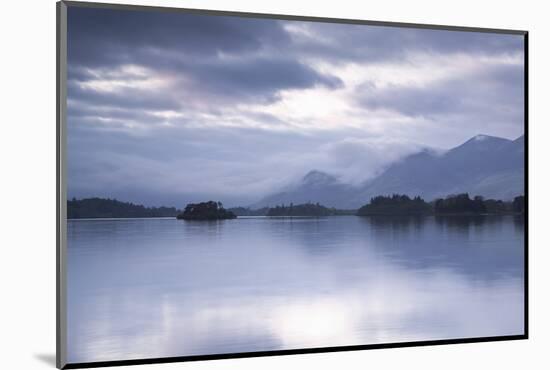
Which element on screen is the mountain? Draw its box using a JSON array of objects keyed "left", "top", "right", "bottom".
[
  {"left": 254, "top": 135, "right": 525, "bottom": 209},
  {"left": 352, "top": 134, "right": 524, "bottom": 205},
  {"left": 253, "top": 170, "right": 355, "bottom": 208}
]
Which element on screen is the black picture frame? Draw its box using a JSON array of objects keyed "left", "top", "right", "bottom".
[{"left": 56, "top": 1, "right": 528, "bottom": 368}]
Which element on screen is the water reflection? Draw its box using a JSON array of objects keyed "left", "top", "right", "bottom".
[
  {"left": 67, "top": 215, "right": 524, "bottom": 363},
  {"left": 360, "top": 215, "right": 524, "bottom": 280}
]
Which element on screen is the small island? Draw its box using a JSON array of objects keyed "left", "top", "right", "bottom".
[{"left": 176, "top": 201, "right": 237, "bottom": 220}]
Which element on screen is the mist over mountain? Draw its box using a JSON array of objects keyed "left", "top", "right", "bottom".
[
  {"left": 252, "top": 170, "right": 356, "bottom": 209},
  {"left": 254, "top": 134, "right": 524, "bottom": 209}
]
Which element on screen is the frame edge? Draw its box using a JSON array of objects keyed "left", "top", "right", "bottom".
[
  {"left": 57, "top": 1, "right": 68, "bottom": 369},
  {"left": 523, "top": 32, "right": 529, "bottom": 339},
  {"left": 62, "top": 0, "right": 527, "bottom": 35}
]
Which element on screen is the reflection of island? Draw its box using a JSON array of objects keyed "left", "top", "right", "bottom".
[
  {"left": 176, "top": 201, "right": 237, "bottom": 220},
  {"left": 360, "top": 214, "right": 525, "bottom": 280}
]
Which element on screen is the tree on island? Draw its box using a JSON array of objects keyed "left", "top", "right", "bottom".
[
  {"left": 357, "top": 194, "right": 432, "bottom": 216},
  {"left": 434, "top": 193, "right": 487, "bottom": 214},
  {"left": 176, "top": 201, "right": 237, "bottom": 220},
  {"left": 228, "top": 206, "right": 269, "bottom": 216},
  {"left": 357, "top": 193, "right": 525, "bottom": 216},
  {"left": 513, "top": 195, "right": 525, "bottom": 213},
  {"left": 483, "top": 199, "right": 511, "bottom": 214},
  {"left": 67, "top": 197, "right": 180, "bottom": 219},
  {"left": 266, "top": 202, "right": 332, "bottom": 216}
]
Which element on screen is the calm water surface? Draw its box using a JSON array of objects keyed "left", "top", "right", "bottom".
[{"left": 67, "top": 215, "right": 524, "bottom": 363}]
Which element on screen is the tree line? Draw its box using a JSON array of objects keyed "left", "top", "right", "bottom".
[
  {"left": 67, "top": 197, "right": 180, "bottom": 219},
  {"left": 357, "top": 193, "right": 524, "bottom": 216},
  {"left": 266, "top": 202, "right": 333, "bottom": 217},
  {"left": 176, "top": 201, "right": 236, "bottom": 220},
  {"left": 228, "top": 206, "right": 270, "bottom": 216},
  {"left": 68, "top": 194, "right": 525, "bottom": 220}
]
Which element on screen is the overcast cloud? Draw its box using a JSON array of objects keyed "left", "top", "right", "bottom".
[{"left": 67, "top": 6, "right": 524, "bottom": 207}]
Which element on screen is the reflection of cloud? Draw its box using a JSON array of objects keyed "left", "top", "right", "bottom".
[
  {"left": 270, "top": 297, "right": 363, "bottom": 348},
  {"left": 67, "top": 218, "right": 524, "bottom": 363},
  {"left": 70, "top": 269, "right": 523, "bottom": 363}
]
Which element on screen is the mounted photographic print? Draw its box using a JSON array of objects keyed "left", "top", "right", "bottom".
[{"left": 56, "top": 1, "right": 528, "bottom": 368}]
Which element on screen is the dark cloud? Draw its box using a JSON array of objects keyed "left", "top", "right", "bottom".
[
  {"left": 68, "top": 6, "right": 523, "bottom": 70},
  {"left": 67, "top": 5, "right": 522, "bottom": 110},
  {"left": 67, "top": 7, "right": 290, "bottom": 67},
  {"left": 67, "top": 7, "right": 342, "bottom": 106},
  {"left": 288, "top": 22, "right": 523, "bottom": 63},
  {"left": 179, "top": 57, "right": 343, "bottom": 101}
]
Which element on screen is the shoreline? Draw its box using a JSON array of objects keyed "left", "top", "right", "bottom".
[{"left": 67, "top": 213, "right": 525, "bottom": 221}]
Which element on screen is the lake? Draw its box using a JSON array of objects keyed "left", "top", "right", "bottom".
[{"left": 67, "top": 215, "right": 525, "bottom": 363}]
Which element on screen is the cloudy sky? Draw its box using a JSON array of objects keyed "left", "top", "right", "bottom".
[{"left": 67, "top": 6, "right": 524, "bottom": 207}]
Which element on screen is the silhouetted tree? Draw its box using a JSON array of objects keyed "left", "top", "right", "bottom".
[
  {"left": 434, "top": 193, "right": 487, "bottom": 214},
  {"left": 357, "top": 194, "right": 432, "bottom": 216},
  {"left": 177, "top": 201, "right": 236, "bottom": 220},
  {"left": 67, "top": 198, "right": 180, "bottom": 219},
  {"left": 513, "top": 196, "right": 525, "bottom": 213},
  {"left": 227, "top": 207, "right": 269, "bottom": 216},
  {"left": 266, "top": 202, "right": 332, "bottom": 216}
]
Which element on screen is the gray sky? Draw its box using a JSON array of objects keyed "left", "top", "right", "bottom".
[{"left": 67, "top": 6, "right": 524, "bottom": 207}]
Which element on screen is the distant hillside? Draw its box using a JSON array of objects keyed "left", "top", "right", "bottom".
[
  {"left": 253, "top": 170, "right": 355, "bottom": 208},
  {"left": 68, "top": 198, "right": 180, "bottom": 219},
  {"left": 353, "top": 134, "right": 524, "bottom": 204},
  {"left": 255, "top": 134, "right": 524, "bottom": 209}
]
